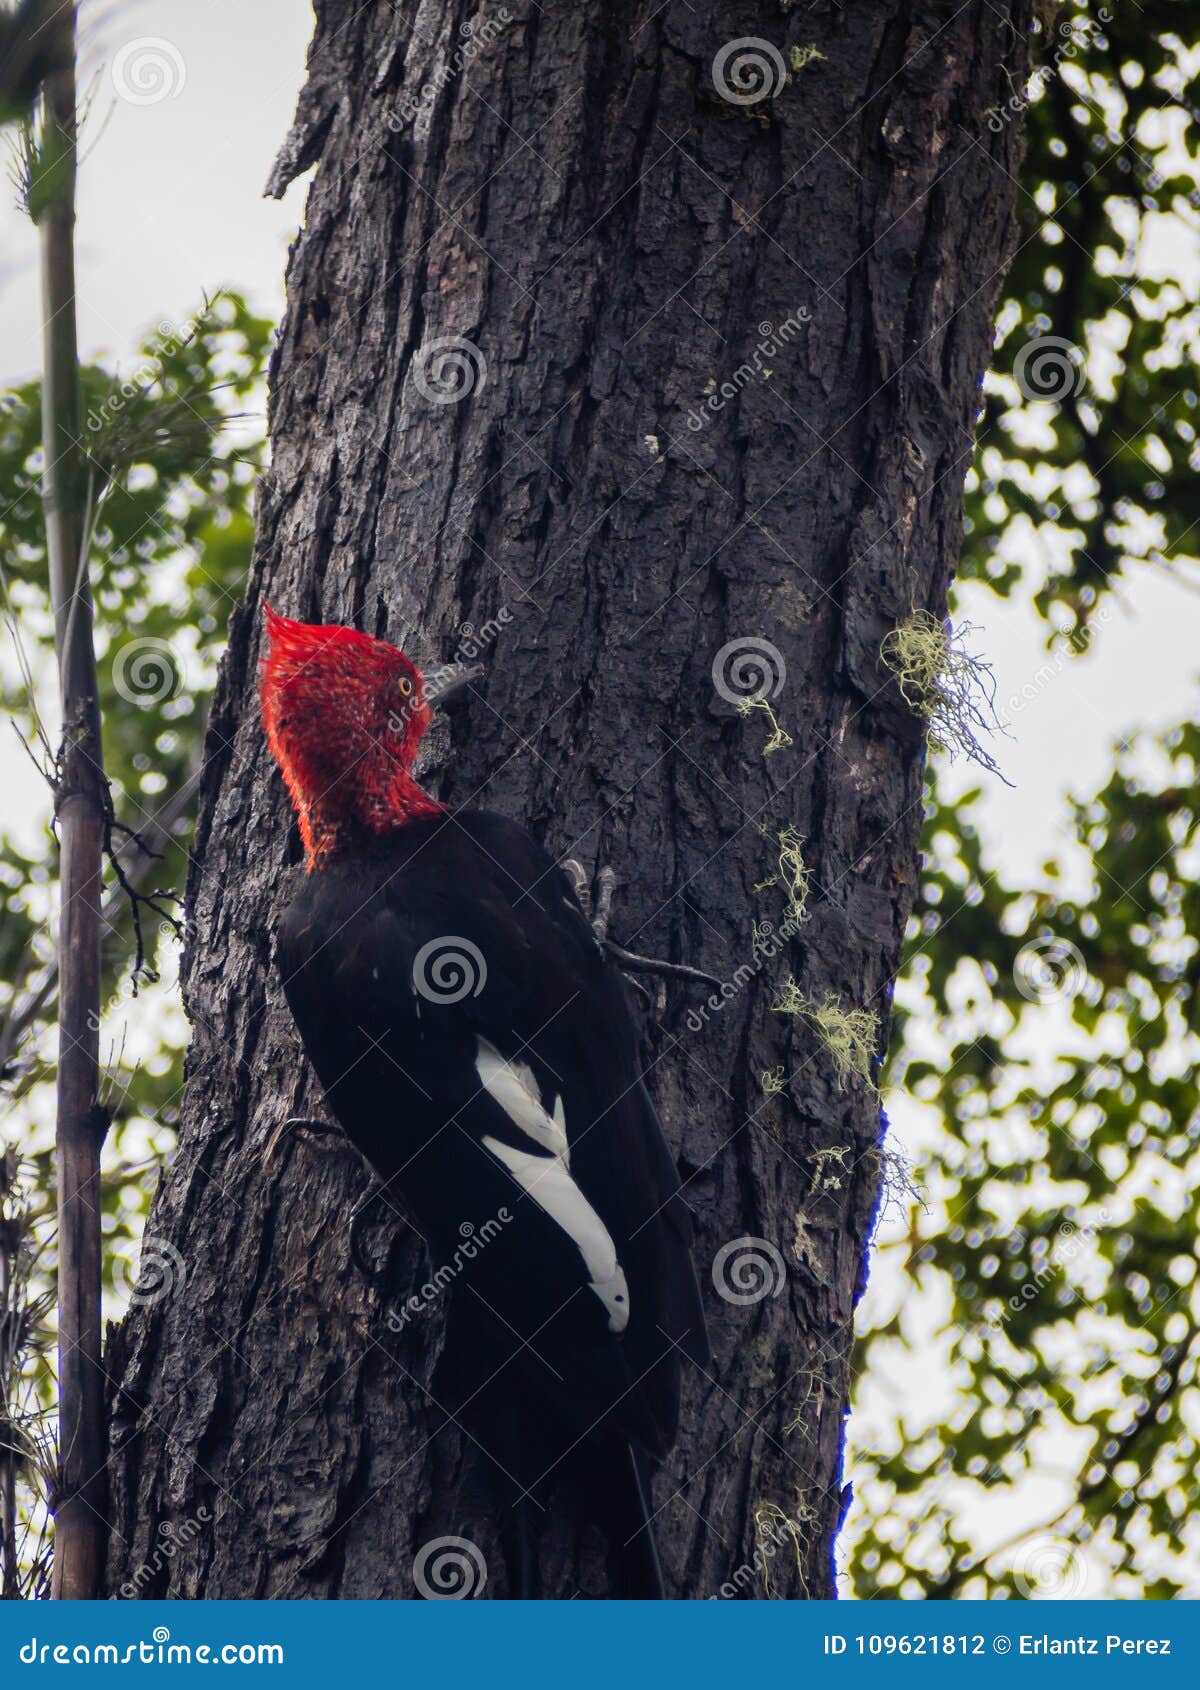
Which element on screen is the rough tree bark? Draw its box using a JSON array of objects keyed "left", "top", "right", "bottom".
[{"left": 105, "top": 1, "right": 1033, "bottom": 1599}]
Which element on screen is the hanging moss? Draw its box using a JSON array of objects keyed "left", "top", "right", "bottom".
[
  {"left": 879, "top": 608, "right": 1007, "bottom": 775},
  {"left": 754, "top": 1497, "right": 818, "bottom": 1599},
  {"left": 736, "top": 694, "right": 793, "bottom": 755},
  {"left": 772, "top": 982, "right": 879, "bottom": 1090},
  {"left": 754, "top": 826, "right": 811, "bottom": 928},
  {"left": 775, "top": 825, "right": 811, "bottom": 922}
]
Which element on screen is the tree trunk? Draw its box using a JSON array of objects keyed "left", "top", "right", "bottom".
[{"left": 105, "top": 0, "right": 1033, "bottom": 1600}]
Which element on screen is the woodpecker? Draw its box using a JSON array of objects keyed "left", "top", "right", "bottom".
[{"left": 260, "top": 605, "right": 708, "bottom": 1598}]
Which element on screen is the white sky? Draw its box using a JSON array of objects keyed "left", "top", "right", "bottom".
[{"left": 3, "top": 0, "right": 1197, "bottom": 1599}]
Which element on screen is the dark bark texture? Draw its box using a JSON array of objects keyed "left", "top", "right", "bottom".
[{"left": 105, "top": 0, "right": 1033, "bottom": 1599}]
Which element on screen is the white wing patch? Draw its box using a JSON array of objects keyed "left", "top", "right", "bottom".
[
  {"left": 474, "top": 1036, "right": 628, "bottom": 1333},
  {"left": 481, "top": 1137, "right": 630, "bottom": 1333},
  {"left": 474, "top": 1038, "right": 569, "bottom": 1163}
]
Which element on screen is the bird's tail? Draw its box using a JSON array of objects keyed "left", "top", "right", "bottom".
[{"left": 612, "top": 1442, "right": 666, "bottom": 1599}]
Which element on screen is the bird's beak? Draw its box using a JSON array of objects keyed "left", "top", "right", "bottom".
[{"left": 426, "top": 662, "right": 486, "bottom": 709}]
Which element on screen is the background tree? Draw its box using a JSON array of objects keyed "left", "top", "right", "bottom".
[
  {"left": 98, "top": 0, "right": 1036, "bottom": 1599},
  {"left": 0, "top": 293, "right": 268, "bottom": 1595},
  {"left": 847, "top": 0, "right": 1200, "bottom": 1597}
]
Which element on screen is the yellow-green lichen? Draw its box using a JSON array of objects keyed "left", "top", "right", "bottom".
[
  {"left": 754, "top": 826, "right": 810, "bottom": 924},
  {"left": 879, "top": 608, "right": 1006, "bottom": 774},
  {"left": 772, "top": 983, "right": 879, "bottom": 1090},
  {"left": 736, "top": 694, "right": 793, "bottom": 756},
  {"left": 753, "top": 1497, "right": 818, "bottom": 1599}
]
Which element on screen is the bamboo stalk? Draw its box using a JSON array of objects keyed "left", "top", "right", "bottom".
[{"left": 34, "top": 0, "right": 108, "bottom": 1600}]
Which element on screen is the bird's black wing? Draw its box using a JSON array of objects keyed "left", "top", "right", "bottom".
[{"left": 281, "top": 806, "right": 707, "bottom": 1460}]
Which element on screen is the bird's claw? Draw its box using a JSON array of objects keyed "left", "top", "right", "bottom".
[
  {"left": 562, "top": 859, "right": 618, "bottom": 940},
  {"left": 560, "top": 859, "right": 721, "bottom": 997}
]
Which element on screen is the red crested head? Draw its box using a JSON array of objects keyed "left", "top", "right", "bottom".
[{"left": 260, "top": 605, "right": 442, "bottom": 865}]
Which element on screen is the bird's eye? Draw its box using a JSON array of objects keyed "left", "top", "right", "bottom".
[{"left": 398, "top": 676, "right": 413, "bottom": 697}]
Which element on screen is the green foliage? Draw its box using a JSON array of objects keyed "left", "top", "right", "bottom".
[
  {"left": 849, "top": 0, "right": 1200, "bottom": 1600},
  {"left": 963, "top": 2, "right": 1200, "bottom": 633},
  {"left": 0, "top": 290, "right": 270, "bottom": 1235},
  {"left": 852, "top": 733, "right": 1200, "bottom": 1596}
]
